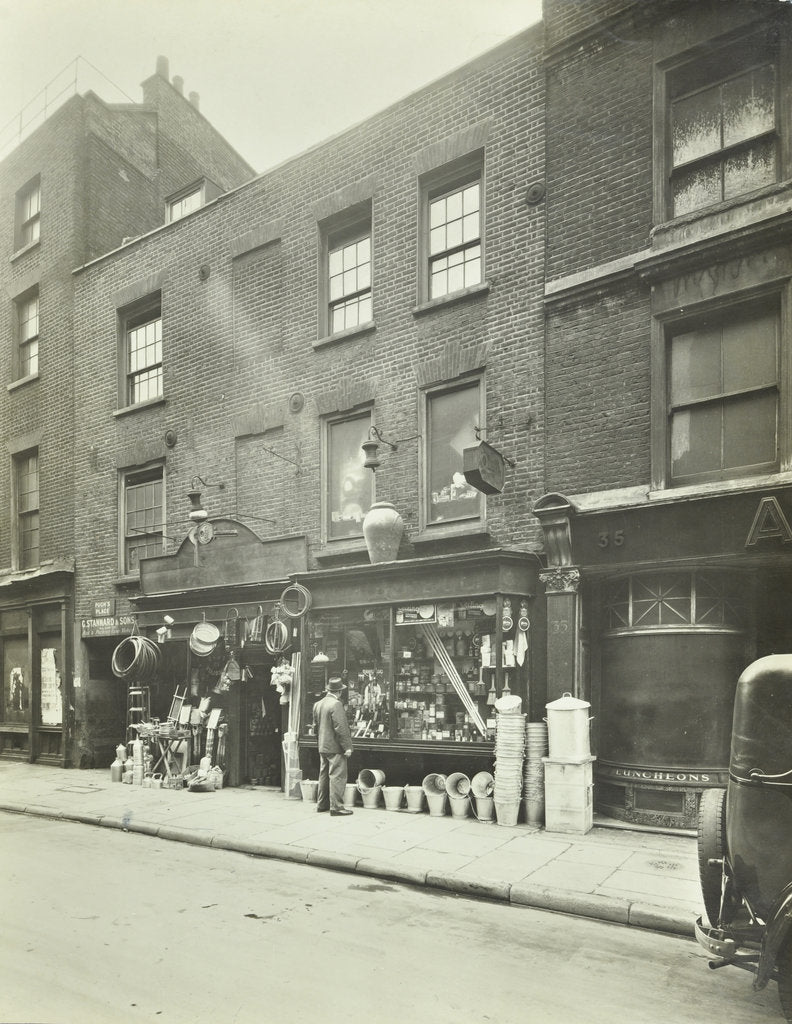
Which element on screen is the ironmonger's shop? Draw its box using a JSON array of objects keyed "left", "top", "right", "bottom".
[{"left": 292, "top": 550, "right": 543, "bottom": 784}]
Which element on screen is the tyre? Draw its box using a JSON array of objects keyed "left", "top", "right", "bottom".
[
  {"left": 777, "top": 938, "right": 792, "bottom": 1022},
  {"left": 697, "top": 787, "right": 727, "bottom": 927}
]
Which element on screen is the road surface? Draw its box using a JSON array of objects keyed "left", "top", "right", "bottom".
[{"left": 0, "top": 812, "right": 782, "bottom": 1024}]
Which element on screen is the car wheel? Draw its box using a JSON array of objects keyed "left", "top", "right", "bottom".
[
  {"left": 777, "top": 938, "right": 792, "bottom": 1022},
  {"left": 697, "top": 787, "right": 726, "bottom": 927}
]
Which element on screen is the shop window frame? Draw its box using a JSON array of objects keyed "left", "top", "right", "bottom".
[
  {"left": 418, "top": 151, "right": 484, "bottom": 305},
  {"left": 15, "top": 175, "right": 41, "bottom": 252},
  {"left": 321, "top": 407, "right": 374, "bottom": 546},
  {"left": 651, "top": 288, "right": 790, "bottom": 490},
  {"left": 119, "top": 463, "right": 165, "bottom": 578},
  {"left": 420, "top": 374, "right": 485, "bottom": 534},
  {"left": 118, "top": 294, "right": 163, "bottom": 410},
  {"left": 318, "top": 201, "right": 373, "bottom": 342},
  {"left": 654, "top": 22, "right": 789, "bottom": 224},
  {"left": 301, "top": 593, "right": 526, "bottom": 750}
]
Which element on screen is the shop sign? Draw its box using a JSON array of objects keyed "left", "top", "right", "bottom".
[
  {"left": 598, "top": 763, "right": 728, "bottom": 785},
  {"left": 81, "top": 614, "right": 136, "bottom": 638},
  {"left": 463, "top": 441, "right": 506, "bottom": 495},
  {"left": 395, "top": 603, "right": 436, "bottom": 625}
]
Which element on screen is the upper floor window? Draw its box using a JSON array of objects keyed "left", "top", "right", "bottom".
[
  {"left": 16, "top": 288, "right": 39, "bottom": 378},
  {"left": 319, "top": 202, "right": 373, "bottom": 338},
  {"left": 324, "top": 411, "right": 372, "bottom": 541},
  {"left": 667, "top": 300, "right": 779, "bottom": 484},
  {"left": 424, "top": 378, "right": 483, "bottom": 525},
  {"left": 663, "top": 29, "right": 781, "bottom": 219},
  {"left": 123, "top": 300, "right": 162, "bottom": 406},
  {"left": 14, "top": 449, "right": 39, "bottom": 569},
  {"left": 15, "top": 177, "right": 41, "bottom": 250},
  {"left": 328, "top": 233, "right": 372, "bottom": 334},
  {"left": 122, "top": 465, "right": 164, "bottom": 575},
  {"left": 428, "top": 180, "right": 481, "bottom": 299},
  {"left": 418, "top": 151, "right": 484, "bottom": 304},
  {"left": 167, "top": 183, "right": 204, "bottom": 223}
]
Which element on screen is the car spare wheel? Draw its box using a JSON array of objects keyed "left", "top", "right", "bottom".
[{"left": 697, "top": 788, "right": 727, "bottom": 928}]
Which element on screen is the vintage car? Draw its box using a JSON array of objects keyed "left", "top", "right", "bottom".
[{"left": 696, "top": 654, "right": 792, "bottom": 1022}]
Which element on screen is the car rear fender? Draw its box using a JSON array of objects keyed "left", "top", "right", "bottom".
[{"left": 755, "top": 883, "right": 792, "bottom": 990}]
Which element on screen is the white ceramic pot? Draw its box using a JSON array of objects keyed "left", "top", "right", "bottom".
[{"left": 362, "top": 501, "right": 404, "bottom": 563}]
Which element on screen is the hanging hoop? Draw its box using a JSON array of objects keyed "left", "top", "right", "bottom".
[
  {"left": 265, "top": 618, "right": 290, "bottom": 655},
  {"left": 279, "top": 583, "right": 312, "bottom": 619}
]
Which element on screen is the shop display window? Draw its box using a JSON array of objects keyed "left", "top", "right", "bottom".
[
  {"left": 304, "top": 595, "right": 530, "bottom": 745},
  {"left": 305, "top": 607, "right": 391, "bottom": 740}
]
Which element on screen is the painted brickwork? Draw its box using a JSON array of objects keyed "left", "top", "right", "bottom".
[{"left": 72, "top": 27, "right": 546, "bottom": 638}]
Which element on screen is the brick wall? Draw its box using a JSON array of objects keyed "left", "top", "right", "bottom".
[{"left": 73, "top": 26, "right": 546, "bottom": 623}]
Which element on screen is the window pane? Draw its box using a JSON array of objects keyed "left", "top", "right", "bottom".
[
  {"left": 670, "top": 326, "right": 722, "bottom": 405},
  {"left": 722, "top": 66, "right": 775, "bottom": 148},
  {"left": 671, "top": 406, "right": 721, "bottom": 478},
  {"left": 22, "top": 339, "right": 39, "bottom": 377},
  {"left": 328, "top": 416, "right": 372, "bottom": 539},
  {"left": 462, "top": 211, "right": 479, "bottom": 243},
  {"left": 429, "top": 197, "right": 446, "bottom": 228},
  {"left": 328, "top": 249, "right": 343, "bottom": 276},
  {"left": 358, "top": 295, "right": 372, "bottom": 324},
  {"left": 429, "top": 225, "right": 446, "bottom": 256},
  {"left": 447, "top": 261, "right": 465, "bottom": 294},
  {"left": 723, "top": 138, "right": 776, "bottom": 200},
  {"left": 430, "top": 263, "right": 448, "bottom": 299},
  {"left": 446, "top": 218, "right": 463, "bottom": 250},
  {"left": 20, "top": 296, "right": 39, "bottom": 341},
  {"left": 723, "top": 390, "right": 777, "bottom": 469},
  {"left": 463, "top": 183, "right": 480, "bottom": 213},
  {"left": 428, "top": 384, "right": 481, "bottom": 523},
  {"left": 722, "top": 311, "right": 777, "bottom": 392},
  {"left": 673, "top": 85, "right": 721, "bottom": 166},
  {"left": 673, "top": 161, "right": 721, "bottom": 217},
  {"left": 446, "top": 190, "right": 462, "bottom": 222}
]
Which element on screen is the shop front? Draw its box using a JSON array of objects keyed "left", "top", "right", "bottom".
[
  {"left": 0, "top": 565, "right": 74, "bottom": 767},
  {"left": 126, "top": 521, "right": 308, "bottom": 788},
  {"left": 534, "top": 487, "right": 792, "bottom": 830},
  {"left": 292, "top": 549, "right": 543, "bottom": 786}
]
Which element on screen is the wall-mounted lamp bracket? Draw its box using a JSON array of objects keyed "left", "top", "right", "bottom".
[{"left": 362, "top": 426, "right": 421, "bottom": 472}]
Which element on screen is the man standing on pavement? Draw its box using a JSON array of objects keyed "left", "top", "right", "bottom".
[{"left": 313, "top": 676, "right": 354, "bottom": 816}]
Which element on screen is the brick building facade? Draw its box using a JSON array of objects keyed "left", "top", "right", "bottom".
[
  {"left": 71, "top": 26, "right": 546, "bottom": 785},
  {"left": 3, "top": 4, "right": 788, "bottom": 830},
  {"left": 0, "top": 57, "right": 254, "bottom": 767},
  {"left": 536, "top": 0, "right": 792, "bottom": 827}
]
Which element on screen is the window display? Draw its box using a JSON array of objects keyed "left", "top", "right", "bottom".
[{"left": 305, "top": 595, "right": 529, "bottom": 745}]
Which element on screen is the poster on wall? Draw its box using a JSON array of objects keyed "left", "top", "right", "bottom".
[{"left": 40, "top": 648, "right": 63, "bottom": 727}]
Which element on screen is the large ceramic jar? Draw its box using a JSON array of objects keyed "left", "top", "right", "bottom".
[{"left": 362, "top": 501, "right": 404, "bottom": 563}]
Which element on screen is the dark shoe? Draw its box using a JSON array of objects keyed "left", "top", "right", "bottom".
[
  {"left": 330, "top": 808, "right": 353, "bottom": 816},
  {"left": 316, "top": 806, "right": 329, "bottom": 812}
]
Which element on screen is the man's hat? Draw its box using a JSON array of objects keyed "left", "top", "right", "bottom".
[{"left": 326, "top": 677, "right": 344, "bottom": 693}]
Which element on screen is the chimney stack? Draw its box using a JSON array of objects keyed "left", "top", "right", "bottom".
[
  {"left": 172, "top": 75, "right": 184, "bottom": 95},
  {"left": 189, "top": 91, "right": 200, "bottom": 111},
  {"left": 156, "top": 55, "right": 169, "bottom": 80}
]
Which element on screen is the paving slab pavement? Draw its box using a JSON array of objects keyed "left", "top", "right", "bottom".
[{"left": 0, "top": 761, "right": 701, "bottom": 937}]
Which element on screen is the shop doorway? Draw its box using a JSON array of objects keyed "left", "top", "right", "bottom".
[{"left": 241, "top": 653, "right": 282, "bottom": 786}]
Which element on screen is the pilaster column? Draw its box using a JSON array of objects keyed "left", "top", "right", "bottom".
[{"left": 539, "top": 566, "right": 581, "bottom": 703}]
